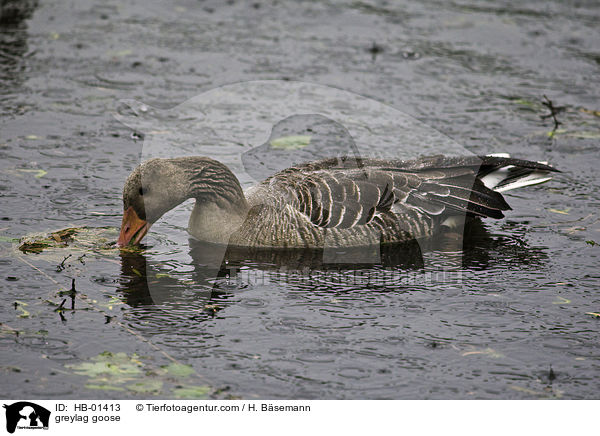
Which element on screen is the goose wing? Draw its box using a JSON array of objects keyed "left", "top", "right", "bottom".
[{"left": 265, "top": 155, "right": 558, "bottom": 229}]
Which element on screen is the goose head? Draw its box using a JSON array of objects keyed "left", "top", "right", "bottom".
[{"left": 117, "top": 157, "right": 248, "bottom": 246}]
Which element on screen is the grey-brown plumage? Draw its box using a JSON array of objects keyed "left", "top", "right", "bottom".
[{"left": 120, "top": 154, "right": 558, "bottom": 248}]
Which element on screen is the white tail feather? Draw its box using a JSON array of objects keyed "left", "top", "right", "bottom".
[
  {"left": 481, "top": 165, "right": 513, "bottom": 189},
  {"left": 486, "top": 152, "right": 510, "bottom": 158},
  {"left": 494, "top": 173, "right": 553, "bottom": 192},
  {"left": 483, "top": 153, "right": 553, "bottom": 192}
]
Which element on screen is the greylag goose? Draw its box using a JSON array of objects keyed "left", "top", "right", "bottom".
[{"left": 117, "top": 154, "right": 558, "bottom": 248}]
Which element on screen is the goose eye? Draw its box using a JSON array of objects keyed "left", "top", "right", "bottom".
[{"left": 139, "top": 187, "right": 148, "bottom": 196}]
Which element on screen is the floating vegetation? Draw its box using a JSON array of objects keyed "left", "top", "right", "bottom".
[
  {"left": 85, "top": 384, "right": 126, "bottom": 392},
  {"left": 509, "top": 384, "right": 562, "bottom": 399},
  {"left": 56, "top": 279, "right": 77, "bottom": 311},
  {"left": 66, "top": 351, "right": 212, "bottom": 398},
  {"left": 512, "top": 97, "right": 541, "bottom": 110},
  {"left": 548, "top": 208, "right": 570, "bottom": 215},
  {"left": 552, "top": 296, "right": 571, "bottom": 305},
  {"left": 461, "top": 347, "right": 504, "bottom": 358},
  {"left": 510, "top": 97, "right": 600, "bottom": 140},
  {"left": 127, "top": 380, "right": 163, "bottom": 394},
  {"left": 585, "top": 240, "right": 599, "bottom": 247},
  {"left": 269, "top": 135, "right": 311, "bottom": 150},
  {"left": 14, "top": 301, "right": 30, "bottom": 318},
  {"left": 19, "top": 228, "right": 79, "bottom": 253},
  {"left": 162, "top": 363, "right": 195, "bottom": 378},
  {"left": 68, "top": 352, "right": 143, "bottom": 379},
  {"left": 547, "top": 128, "right": 566, "bottom": 138},
  {"left": 106, "top": 48, "right": 133, "bottom": 58},
  {"left": 16, "top": 168, "right": 47, "bottom": 178},
  {"left": 580, "top": 107, "right": 600, "bottom": 117},
  {"left": 172, "top": 385, "right": 211, "bottom": 399},
  {"left": 547, "top": 130, "right": 600, "bottom": 139},
  {"left": 541, "top": 95, "right": 565, "bottom": 134},
  {"left": 56, "top": 254, "right": 72, "bottom": 272},
  {"left": 17, "top": 227, "right": 119, "bottom": 254}
]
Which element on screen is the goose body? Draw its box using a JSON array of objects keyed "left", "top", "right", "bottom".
[{"left": 117, "top": 154, "right": 558, "bottom": 248}]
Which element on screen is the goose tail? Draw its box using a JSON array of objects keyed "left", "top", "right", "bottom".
[{"left": 480, "top": 153, "right": 559, "bottom": 193}]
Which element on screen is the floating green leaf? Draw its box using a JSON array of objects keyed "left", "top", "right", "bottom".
[
  {"left": 461, "top": 347, "right": 503, "bottom": 358},
  {"left": 67, "top": 352, "right": 143, "bottom": 378},
  {"left": 513, "top": 98, "right": 539, "bottom": 109},
  {"left": 580, "top": 108, "right": 600, "bottom": 117},
  {"left": 127, "top": 380, "right": 163, "bottom": 394},
  {"left": 552, "top": 296, "right": 571, "bottom": 305},
  {"left": 15, "top": 301, "right": 30, "bottom": 318},
  {"left": 548, "top": 208, "right": 570, "bottom": 215},
  {"left": 161, "top": 363, "right": 195, "bottom": 378},
  {"left": 107, "top": 49, "right": 133, "bottom": 57},
  {"left": 270, "top": 135, "right": 311, "bottom": 150},
  {"left": 172, "top": 385, "right": 211, "bottom": 399},
  {"left": 509, "top": 384, "right": 561, "bottom": 398},
  {"left": 107, "top": 296, "right": 123, "bottom": 305},
  {"left": 66, "top": 351, "right": 214, "bottom": 398},
  {"left": 16, "top": 168, "right": 47, "bottom": 178},
  {"left": 545, "top": 129, "right": 600, "bottom": 139},
  {"left": 85, "top": 384, "right": 126, "bottom": 391}
]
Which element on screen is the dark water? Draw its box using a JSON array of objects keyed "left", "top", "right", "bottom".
[{"left": 1, "top": 0, "right": 599, "bottom": 399}]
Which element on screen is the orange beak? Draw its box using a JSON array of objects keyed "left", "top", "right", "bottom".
[{"left": 117, "top": 206, "right": 150, "bottom": 247}]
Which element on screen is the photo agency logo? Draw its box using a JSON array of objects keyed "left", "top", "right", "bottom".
[
  {"left": 114, "top": 80, "right": 471, "bottom": 296},
  {"left": 3, "top": 402, "right": 50, "bottom": 433}
]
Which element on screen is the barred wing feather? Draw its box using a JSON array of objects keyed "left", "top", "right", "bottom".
[{"left": 264, "top": 155, "right": 558, "bottom": 231}]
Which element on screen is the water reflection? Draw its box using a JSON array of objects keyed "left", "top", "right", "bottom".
[
  {"left": 0, "top": 0, "right": 38, "bottom": 94},
  {"left": 117, "top": 252, "right": 155, "bottom": 306},
  {"left": 117, "top": 220, "right": 548, "bottom": 307}
]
